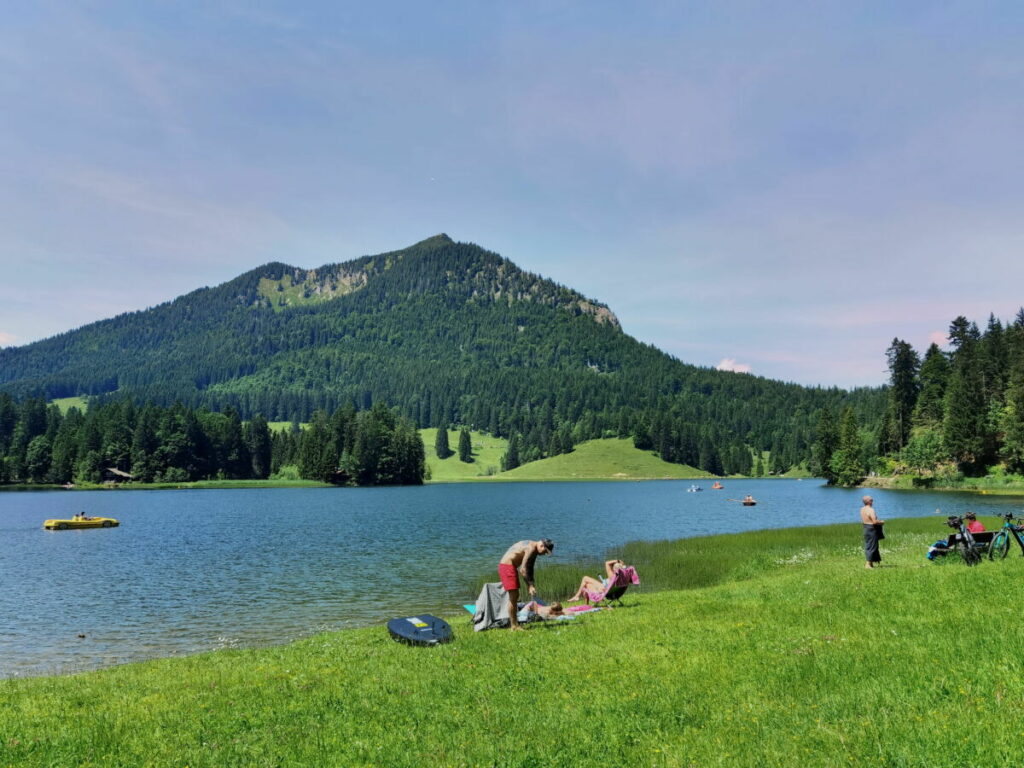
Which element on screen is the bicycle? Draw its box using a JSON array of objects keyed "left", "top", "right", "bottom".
[
  {"left": 945, "top": 515, "right": 984, "bottom": 566},
  {"left": 988, "top": 512, "right": 1024, "bottom": 560}
]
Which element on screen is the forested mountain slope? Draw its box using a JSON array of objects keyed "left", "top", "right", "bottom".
[{"left": 0, "top": 235, "right": 883, "bottom": 472}]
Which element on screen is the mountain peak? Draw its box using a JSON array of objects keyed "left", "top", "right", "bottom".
[{"left": 412, "top": 233, "right": 453, "bottom": 248}]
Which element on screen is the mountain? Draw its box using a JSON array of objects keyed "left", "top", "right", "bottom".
[{"left": 0, "top": 235, "right": 883, "bottom": 472}]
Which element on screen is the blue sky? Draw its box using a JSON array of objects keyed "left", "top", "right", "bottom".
[{"left": 2, "top": 1, "right": 1023, "bottom": 387}]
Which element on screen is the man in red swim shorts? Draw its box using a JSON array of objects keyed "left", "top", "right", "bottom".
[{"left": 498, "top": 538, "right": 554, "bottom": 631}]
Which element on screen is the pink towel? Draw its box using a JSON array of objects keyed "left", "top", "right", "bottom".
[
  {"left": 619, "top": 566, "right": 640, "bottom": 585},
  {"left": 565, "top": 604, "right": 603, "bottom": 614}
]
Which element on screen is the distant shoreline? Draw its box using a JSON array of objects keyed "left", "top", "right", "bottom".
[
  {"left": 0, "top": 474, "right": 815, "bottom": 491},
  {"left": 861, "top": 475, "right": 1024, "bottom": 497}
]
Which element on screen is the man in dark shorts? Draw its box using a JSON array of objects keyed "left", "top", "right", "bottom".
[{"left": 498, "top": 538, "right": 554, "bottom": 630}]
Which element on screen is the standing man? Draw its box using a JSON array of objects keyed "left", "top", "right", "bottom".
[
  {"left": 498, "top": 538, "right": 554, "bottom": 630},
  {"left": 860, "top": 495, "right": 884, "bottom": 569}
]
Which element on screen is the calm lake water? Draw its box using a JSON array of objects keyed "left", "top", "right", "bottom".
[{"left": 2, "top": 479, "right": 1021, "bottom": 678}]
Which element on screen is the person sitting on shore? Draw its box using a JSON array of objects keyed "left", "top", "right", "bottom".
[
  {"left": 965, "top": 512, "right": 985, "bottom": 533},
  {"left": 567, "top": 559, "right": 630, "bottom": 604}
]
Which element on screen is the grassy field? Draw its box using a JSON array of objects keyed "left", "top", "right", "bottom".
[
  {"left": 422, "top": 428, "right": 508, "bottom": 481},
  {"left": 268, "top": 421, "right": 306, "bottom": 433},
  {"left": 498, "top": 437, "right": 709, "bottom": 481},
  {"left": 50, "top": 396, "right": 89, "bottom": 414},
  {"left": 5, "top": 515, "right": 1021, "bottom": 767},
  {"left": 423, "top": 433, "right": 709, "bottom": 482}
]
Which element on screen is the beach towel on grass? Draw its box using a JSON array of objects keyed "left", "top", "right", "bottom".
[{"left": 467, "top": 586, "right": 580, "bottom": 630}]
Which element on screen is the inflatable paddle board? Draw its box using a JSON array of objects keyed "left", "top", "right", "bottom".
[{"left": 386, "top": 615, "right": 454, "bottom": 647}]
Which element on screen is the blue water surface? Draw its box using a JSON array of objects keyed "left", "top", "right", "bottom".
[{"left": 1, "top": 479, "right": 1020, "bottom": 677}]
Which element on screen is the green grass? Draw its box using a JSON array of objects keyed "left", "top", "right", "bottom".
[
  {"left": 50, "top": 396, "right": 88, "bottom": 414},
  {"left": 7, "top": 516, "right": 1020, "bottom": 766},
  {"left": 425, "top": 434, "right": 711, "bottom": 483},
  {"left": 422, "top": 428, "right": 508, "bottom": 481},
  {"left": 498, "top": 437, "right": 709, "bottom": 481},
  {"left": 268, "top": 421, "right": 305, "bottom": 433}
]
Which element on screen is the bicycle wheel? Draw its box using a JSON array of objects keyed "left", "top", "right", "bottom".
[
  {"left": 957, "top": 542, "right": 981, "bottom": 566},
  {"left": 990, "top": 531, "right": 1010, "bottom": 560}
]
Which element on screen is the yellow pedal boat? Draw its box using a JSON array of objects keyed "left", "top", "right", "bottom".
[{"left": 44, "top": 516, "right": 119, "bottom": 530}]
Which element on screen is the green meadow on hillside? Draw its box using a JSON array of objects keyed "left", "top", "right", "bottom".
[
  {"left": 5, "top": 516, "right": 1020, "bottom": 767},
  {"left": 424, "top": 434, "right": 711, "bottom": 482},
  {"left": 422, "top": 427, "right": 508, "bottom": 481},
  {"left": 50, "top": 396, "right": 88, "bottom": 414},
  {"left": 498, "top": 437, "right": 710, "bottom": 481}
]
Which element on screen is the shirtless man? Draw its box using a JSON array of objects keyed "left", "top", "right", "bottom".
[
  {"left": 860, "top": 495, "right": 884, "bottom": 569},
  {"left": 498, "top": 538, "right": 554, "bottom": 630}
]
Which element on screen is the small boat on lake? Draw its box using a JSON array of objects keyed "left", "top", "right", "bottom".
[
  {"left": 687, "top": 484, "right": 703, "bottom": 492},
  {"left": 44, "top": 516, "right": 119, "bottom": 530},
  {"left": 711, "top": 482, "right": 724, "bottom": 490}
]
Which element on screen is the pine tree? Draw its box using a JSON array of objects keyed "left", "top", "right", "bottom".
[
  {"left": 434, "top": 426, "right": 453, "bottom": 459},
  {"left": 25, "top": 434, "right": 52, "bottom": 483},
  {"left": 130, "top": 407, "right": 160, "bottom": 482},
  {"left": 501, "top": 434, "right": 521, "bottom": 472},
  {"left": 829, "top": 407, "right": 864, "bottom": 487},
  {"left": 812, "top": 408, "right": 839, "bottom": 483},
  {"left": 1002, "top": 378, "right": 1024, "bottom": 473},
  {"left": 246, "top": 414, "right": 273, "bottom": 479},
  {"left": 980, "top": 313, "right": 1008, "bottom": 403},
  {"left": 943, "top": 334, "right": 986, "bottom": 473},
  {"left": 49, "top": 408, "right": 82, "bottom": 483},
  {"left": 458, "top": 427, "right": 472, "bottom": 463},
  {"left": 883, "top": 338, "right": 920, "bottom": 453},
  {"left": 299, "top": 410, "right": 339, "bottom": 482},
  {"left": 912, "top": 343, "right": 950, "bottom": 429}
]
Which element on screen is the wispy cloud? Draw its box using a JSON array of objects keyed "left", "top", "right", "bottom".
[{"left": 716, "top": 358, "right": 751, "bottom": 374}]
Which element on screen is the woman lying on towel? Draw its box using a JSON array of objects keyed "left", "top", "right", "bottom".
[{"left": 567, "top": 559, "right": 632, "bottom": 604}]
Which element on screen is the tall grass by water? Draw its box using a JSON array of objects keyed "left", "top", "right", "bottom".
[
  {"left": 473, "top": 517, "right": 944, "bottom": 601},
  {"left": 4, "top": 514, "right": 1023, "bottom": 767}
]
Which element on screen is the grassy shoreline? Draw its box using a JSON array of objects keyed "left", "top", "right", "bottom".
[
  {"left": 4, "top": 515, "right": 1024, "bottom": 766},
  {"left": 862, "top": 474, "right": 1024, "bottom": 496}
]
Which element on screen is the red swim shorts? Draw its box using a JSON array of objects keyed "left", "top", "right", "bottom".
[{"left": 498, "top": 563, "right": 520, "bottom": 591}]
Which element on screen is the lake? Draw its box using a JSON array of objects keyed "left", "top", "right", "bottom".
[{"left": 2, "top": 479, "right": 1020, "bottom": 678}]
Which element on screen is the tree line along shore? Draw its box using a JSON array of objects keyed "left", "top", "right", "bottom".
[
  {"left": 812, "top": 310, "right": 1024, "bottom": 491},
  {"left": 0, "top": 396, "right": 797, "bottom": 489}
]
